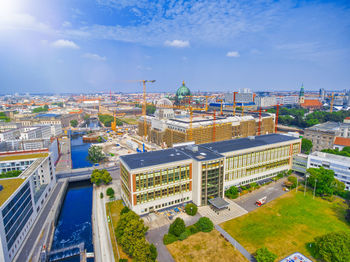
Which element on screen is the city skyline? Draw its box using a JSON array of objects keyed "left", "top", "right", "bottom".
[{"left": 0, "top": 0, "right": 349, "bottom": 94}]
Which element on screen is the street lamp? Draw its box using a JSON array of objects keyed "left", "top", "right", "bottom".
[
  {"left": 313, "top": 179, "right": 317, "bottom": 199},
  {"left": 304, "top": 173, "right": 309, "bottom": 196}
]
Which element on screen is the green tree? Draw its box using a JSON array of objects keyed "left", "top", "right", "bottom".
[
  {"left": 185, "top": 203, "right": 197, "bottom": 216},
  {"left": 255, "top": 247, "right": 277, "bottom": 262},
  {"left": 301, "top": 138, "right": 313, "bottom": 154},
  {"left": 32, "top": 106, "right": 49, "bottom": 113},
  {"left": 225, "top": 186, "right": 239, "bottom": 199},
  {"left": 314, "top": 231, "right": 350, "bottom": 262},
  {"left": 70, "top": 119, "right": 78, "bottom": 127},
  {"left": 168, "top": 218, "right": 186, "bottom": 237},
  {"left": 120, "top": 206, "right": 130, "bottom": 215},
  {"left": 87, "top": 145, "right": 105, "bottom": 163},
  {"left": 119, "top": 217, "right": 148, "bottom": 256},
  {"left": 90, "top": 169, "right": 112, "bottom": 186},
  {"left": 84, "top": 114, "right": 90, "bottom": 121},
  {"left": 307, "top": 167, "right": 338, "bottom": 196},
  {"left": 195, "top": 217, "right": 214, "bottom": 232},
  {"left": 132, "top": 239, "right": 153, "bottom": 262},
  {"left": 100, "top": 192, "right": 104, "bottom": 199},
  {"left": 149, "top": 243, "right": 157, "bottom": 261},
  {"left": 115, "top": 211, "right": 140, "bottom": 240},
  {"left": 287, "top": 176, "right": 297, "bottom": 189},
  {"left": 106, "top": 187, "right": 115, "bottom": 198}
]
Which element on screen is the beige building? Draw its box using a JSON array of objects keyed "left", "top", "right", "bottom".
[{"left": 138, "top": 98, "right": 275, "bottom": 147}]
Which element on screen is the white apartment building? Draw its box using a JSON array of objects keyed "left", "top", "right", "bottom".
[
  {"left": 308, "top": 151, "right": 350, "bottom": 191},
  {"left": 0, "top": 152, "right": 56, "bottom": 261}
]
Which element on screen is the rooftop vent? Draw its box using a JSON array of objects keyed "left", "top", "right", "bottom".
[
  {"left": 248, "top": 136, "right": 255, "bottom": 140},
  {"left": 186, "top": 145, "right": 198, "bottom": 153}
]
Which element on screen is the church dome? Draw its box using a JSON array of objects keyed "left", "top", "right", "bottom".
[
  {"left": 156, "top": 98, "right": 173, "bottom": 107},
  {"left": 175, "top": 81, "right": 191, "bottom": 104}
]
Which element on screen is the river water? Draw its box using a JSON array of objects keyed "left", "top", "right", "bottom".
[{"left": 50, "top": 181, "right": 94, "bottom": 262}]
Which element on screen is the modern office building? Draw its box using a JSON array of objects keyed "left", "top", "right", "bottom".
[
  {"left": 0, "top": 151, "right": 56, "bottom": 262},
  {"left": 119, "top": 134, "right": 301, "bottom": 215},
  {"left": 308, "top": 151, "right": 350, "bottom": 191},
  {"left": 292, "top": 153, "right": 308, "bottom": 174}
]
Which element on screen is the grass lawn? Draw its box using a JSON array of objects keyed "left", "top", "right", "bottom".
[
  {"left": 120, "top": 117, "right": 138, "bottom": 125},
  {"left": 221, "top": 190, "right": 350, "bottom": 260},
  {"left": 106, "top": 200, "right": 131, "bottom": 261},
  {"left": 167, "top": 230, "right": 248, "bottom": 262}
]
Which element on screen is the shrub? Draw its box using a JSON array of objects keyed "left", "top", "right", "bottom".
[
  {"left": 195, "top": 217, "right": 214, "bottom": 233},
  {"left": 120, "top": 206, "right": 130, "bottom": 215},
  {"left": 314, "top": 231, "right": 350, "bottom": 262},
  {"left": 169, "top": 218, "right": 186, "bottom": 237},
  {"left": 225, "top": 186, "right": 239, "bottom": 199},
  {"left": 277, "top": 173, "right": 284, "bottom": 179},
  {"left": 106, "top": 187, "right": 115, "bottom": 198},
  {"left": 287, "top": 176, "right": 297, "bottom": 189},
  {"left": 150, "top": 243, "right": 157, "bottom": 261},
  {"left": 185, "top": 203, "right": 198, "bottom": 216},
  {"left": 163, "top": 233, "right": 178, "bottom": 245},
  {"left": 100, "top": 192, "right": 104, "bottom": 199},
  {"left": 179, "top": 230, "right": 190, "bottom": 241},
  {"left": 250, "top": 182, "right": 259, "bottom": 189},
  {"left": 187, "top": 224, "right": 199, "bottom": 235},
  {"left": 255, "top": 247, "right": 277, "bottom": 262},
  {"left": 119, "top": 259, "right": 128, "bottom": 262},
  {"left": 346, "top": 208, "right": 350, "bottom": 224}
]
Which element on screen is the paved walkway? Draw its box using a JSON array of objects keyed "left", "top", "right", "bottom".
[
  {"left": 215, "top": 225, "right": 256, "bottom": 262},
  {"left": 56, "top": 137, "right": 72, "bottom": 172},
  {"left": 198, "top": 198, "right": 248, "bottom": 225}
]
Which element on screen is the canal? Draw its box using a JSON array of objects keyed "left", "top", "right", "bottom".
[{"left": 50, "top": 181, "right": 94, "bottom": 262}]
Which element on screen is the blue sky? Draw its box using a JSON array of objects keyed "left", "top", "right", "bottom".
[{"left": 0, "top": 0, "right": 349, "bottom": 94}]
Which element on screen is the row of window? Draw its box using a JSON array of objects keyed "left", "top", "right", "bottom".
[
  {"left": 225, "top": 159, "right": 290, "bottom": 181},
  {"left": 140, "top": 197, "right": 190, "bottom": 213},
  {"left": 135, "top": 183, "right": 190, "bottom": 204},
  {"left": 225, "top": 145, "right": 294, "bottom": 170}
]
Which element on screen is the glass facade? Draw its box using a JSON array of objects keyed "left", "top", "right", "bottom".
[
  {"left": 201, "top": 160, "right": 224, "bottom": 205},
  {"left": 1, "top": 182, "right": 33, "bottom": 250}
]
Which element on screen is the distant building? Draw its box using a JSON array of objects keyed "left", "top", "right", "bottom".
[
  {"left": 308, "top": 151, "right": 350, "bottom": 191},
  {"left": 333, "top": 137, "right": 350, "bottom": 151},
  {"left": 299, "top": 84, "right": 305, "bottom": 104},
  {"left": 300, "top": 99, "right": 323, "bottom": 110},
  {"left": 275, "top": 95, "right": 299, "bottom": 105},
  {"left": 303, "top": 121, "right": 350, "bottom": 151},
  {"left": 175, "top": 81, "right": 191, "bottom": 105},
  {"left": 0, "top": 151, "right": 56, "bottom": 262},
  {"left": 119, "top": 134, "right": 301, "bottom": 215},
  {"left": 255, "top": 96, "right": 277, "bottom": 108},
  {"left": 319, "top": 88, "right": 326, "bottom": 101}
]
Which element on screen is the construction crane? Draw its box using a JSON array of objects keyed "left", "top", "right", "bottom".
[
  {"left": 330, "top": 92, "right": 335, "bottom": 113},
  {"left": 126, "top": 80, "right": 156, "bottom": 139},
  {"left": 274, "top": 104, "right": 282, "bottom": 133},
  {"left": 247, "top": 107, "right": 267, "bottom": 135},
  {"left": 216, "top": 99, "right": 224, "bottom": 116},
  {"left": 213, "top": 110, "right": 216, "bottom": 142}
]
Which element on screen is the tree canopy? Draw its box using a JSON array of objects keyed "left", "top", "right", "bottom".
[
  {"left": 225, "top": 186, "right": 239, "bottom": 199},
  {"left": 322, "top": 147, "right": 350, "bottom": 158},
  {"left": 301, "top": 138, "right": 313, "bottom": 154},
  {"left": 255, "top": 247, "right": 277, "bottom": 262},
  {"left": 307, "top": 167, "right": 345, "bottom": 196},
  {"left": 70, "top": 119, "right": 78, "bottom": 127},
  {"left": 90, "top": 169, "right": 112, "bottom": 186},
  {"left": 169, "top": 217, "right": 186, "bottom": 237},
  {"left": 314, "top": 231, "right": 350, "bottom": 262}
]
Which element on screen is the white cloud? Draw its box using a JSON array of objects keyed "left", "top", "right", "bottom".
[
  {"left": 52, "top": 39, "right": 79, "bottom": 49},
  {"left": 62, "top": 21, "right": 72, "bottom": 27},
  {"left": 164, "top": 40, "right": 190, "bottom": 48},
  {"left": 0, "top": 12, "right": 51, "bottom": 33},
  {"left": 82, "top": 53, "right": 106, "bottom": 61},
  {"left": 226, "top": 51, "right": 240, "bottom": 57}
]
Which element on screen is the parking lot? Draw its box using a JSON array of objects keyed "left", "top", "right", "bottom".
[{"left": 234, "top": 178, "right": 288, "bottom": 212}]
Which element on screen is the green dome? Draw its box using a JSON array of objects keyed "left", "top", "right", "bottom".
[{"left": 175, "top": 81, "right": 191, "bottom": 103}]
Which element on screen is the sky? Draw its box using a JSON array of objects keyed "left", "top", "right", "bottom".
[{"left": 0, "top": 0, "right": 349, "bottom": 94}]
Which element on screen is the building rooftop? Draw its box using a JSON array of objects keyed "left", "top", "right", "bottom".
[
  {"left": 310, "top": 151, "right": 350, "bottom": 162},
  {"left": 34, "top": 113, "right": 60, "bottom": 119},
  {"left": 334, "top": 137, "right": 350, "bottom": 147},
  {"left": 0, "top": 152, "right": 49, "bottom": 162},
  {"left": 0, "top": 178, "right": 25, "bottom": 206},
  {"left": 120, "top": 148, "right": 191, "bottom": 170},
  {"left": 202, "top": 134, "right": 299, "bottom": 154},
  {"left": 307, "top": 121, "right": 350, "bottom": 133},
  {"left": 121, "top": 134, "right": 299, "bottom": 170}
]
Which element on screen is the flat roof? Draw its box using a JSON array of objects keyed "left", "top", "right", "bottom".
[
  {"left": 0, "top": 152, "right": 49, "bottom": 162},
  {"left": 120, "top": 148, "right": 191, "bottom": 170},
  {"left": 0, "top": 178, "right": 25, "bottom": 206},
  {"left": 202, "top": 134, "right": 299, "bottom": 154},
  {"left": 208, "top": 197, "right": 230, "bottom": 209},
  {"left": 310, "top": 151, "right": 349, "bottom": 162},
  {"left": 178, "top": 145, "right": 223, "bottom": 162}
]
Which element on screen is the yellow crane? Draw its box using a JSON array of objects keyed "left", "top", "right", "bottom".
[{"left": 126, "top": 80, "right": 156, "bottom": 139}]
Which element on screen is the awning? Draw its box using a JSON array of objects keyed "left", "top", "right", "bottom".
[{"left": 208, "top": 197, "right": 230, "bottom": 209}]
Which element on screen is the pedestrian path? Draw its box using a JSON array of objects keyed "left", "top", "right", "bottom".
[
  {"left": 215, "top": 225, "right": 256, "bottom": 262},
  {"left": 198, "top": 198, "right": 248, "bottom": 224}
]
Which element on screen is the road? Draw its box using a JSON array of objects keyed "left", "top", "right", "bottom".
[
  {"left": 15, "top": 181, "right": 65, "bottom": 262},
  {"left": 93, "top": 186, "right": 115, "bottom": 262},
  {"left": 233, "top": 178, "right": 288, "bottom": 212},
  {"left": 55, "top": 137, "right": 72, "bottom": 172}
]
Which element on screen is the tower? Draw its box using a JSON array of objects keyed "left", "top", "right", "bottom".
[{"left": 299, "top": 84, "right": 305, "bottom": 104}]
